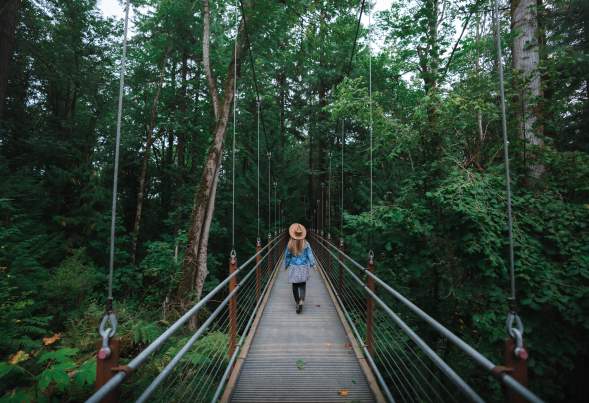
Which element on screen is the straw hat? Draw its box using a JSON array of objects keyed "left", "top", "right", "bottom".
[{"left": 289, "top": 223, "right": 307, "bottom": 240}]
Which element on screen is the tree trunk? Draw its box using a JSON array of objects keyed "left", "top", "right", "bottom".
[
  {"left": 176, "top": 0, "right": 247, "bottom": 310},
  {"left": 0, "top": 0, "right": 20, "bottom": 119},
  {"left": 177, "top": 52, "right": 188, "bottom": 171},
  {"left": 475, "top": 12, "right": 486, "bottom": 143},
  {"left": 131, "top": 53, "right": 168, "bottom": 264},
  {"left": 511, "top": 0, "right": 544, "bottom": 176}
]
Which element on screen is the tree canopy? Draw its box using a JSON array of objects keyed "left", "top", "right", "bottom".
[{"left": 0, "top": 0, "right": 588, "bottom": 401}]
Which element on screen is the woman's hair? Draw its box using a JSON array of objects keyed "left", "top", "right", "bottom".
[{"left": 288, "top": 238, "right": 306, "bottom": 256}]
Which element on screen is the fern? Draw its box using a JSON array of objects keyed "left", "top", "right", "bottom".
[
  {"left": 37, "top": 348, "right": 79, "bottom": 365},
  {"left": 131, "top": 320, "right": 162, "bottom": 346}
]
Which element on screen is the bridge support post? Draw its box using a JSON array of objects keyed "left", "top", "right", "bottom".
[
  {"left": 503, "top": 337, "right": 528, "bottom": 403},
  {"left": 267, "top": 233, "right": 273, "bottom": 274},
  {"left": 327, "top": 234, "right": 333, "bottom": 275},
  {"left": 255, "top": 239, "right": 262, "bottom": 301},
  {"left": 229, "top": 251, "right": 238, "bottom": 357},
  {"left": 338, "top": 239, "right": 344, "bottom": 292},
  {"left": 366, "top": 251, "right": 375, "bottom": 355},
  {"left": 95, "top": 337, "right": 120, "bottom": 403}
]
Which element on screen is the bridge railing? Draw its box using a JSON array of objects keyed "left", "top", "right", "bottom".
[
  {"left": 309, "top": 231, "right": 543, "bottom": 403},
  {"left": 87, "top": 232, "right": 287, "bottom": 403}
]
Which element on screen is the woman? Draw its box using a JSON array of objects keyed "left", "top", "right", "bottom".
[{"left": 284, "top": 223, "right": 316, "bottom": 314}]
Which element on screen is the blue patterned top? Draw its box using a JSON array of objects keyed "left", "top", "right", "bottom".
[{"left": 284, "top": 242, "right": 316, "bottom": 269}]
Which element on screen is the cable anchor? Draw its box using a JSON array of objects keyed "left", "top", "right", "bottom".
[
  {"left": 506, "top": 311, "right": 528, "bottom": 360},
  {"left": 98, "top": 312, "right": 118, "bottom": 360}
]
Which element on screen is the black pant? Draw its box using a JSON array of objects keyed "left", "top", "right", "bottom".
[{"left": 292, "top": 282, "right": 306, "bottom": 303}]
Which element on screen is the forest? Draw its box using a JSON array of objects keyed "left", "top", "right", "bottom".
[{"left": 0, "top": 0, "right": 588, "bottom": 401}]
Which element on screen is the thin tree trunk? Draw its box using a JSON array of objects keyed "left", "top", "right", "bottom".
[
  {"left": 131, "top": 53, "right": 168, "bottom": 263},
  {"left": 176, "top": 0, "right": 247, "bottom": 310},
  {"left": 178, "top": 52, "right": 188, "bottom": 171},
  {"left": 0, "top": 0, "right": 20, "bottom": 119},
  {"left": 475, "top": 12, "right": 485, "bottom": 143},
  {"left": 511, "top": 0, "right": 544, "bottom": 176}
]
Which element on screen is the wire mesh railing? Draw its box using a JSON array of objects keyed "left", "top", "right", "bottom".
[
  {"left": 87, "top": 232, "right": 287, "bottom": 403},
  {"left": 309, "top": 231, "right": 544, "bottom": 403}
]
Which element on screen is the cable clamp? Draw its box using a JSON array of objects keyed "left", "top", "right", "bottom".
[
  {"left": 491, "top": 365, "right": 514, "bottom": 378},
  {"left": 98, "top": 313, "right": 117, "bottom": 360},
  {"left": 111, "top": 365, "right": 133, "bottom": 375}
]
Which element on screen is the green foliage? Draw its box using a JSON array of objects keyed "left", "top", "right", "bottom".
[
  {"left": 0, "top": 0, "right": 587, "bottom": 401},
  {"left": 131, "top": 320, "right": 163, "bottom": 346}
]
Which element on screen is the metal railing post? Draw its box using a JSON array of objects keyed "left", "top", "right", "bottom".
[
  {"left": 95, "top": 338, "right": 120, "bottom": 403},
  {"left": 503, "top": 337, "right": 529, "bottom": 403},
  {"left": 366, "top": 251, "right": 375, "bottom": 355},
  {"left": 228, "top": 251, "right": 238, "bottom": 356},
  {"left": 255, "top": 238, "right": 262, "bottom": 301}
]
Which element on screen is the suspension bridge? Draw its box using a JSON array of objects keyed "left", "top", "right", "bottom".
[
  {"left": 88, "top": 230, "right": 542, "bottom": 403},
  {"left": 86, "top": 0, "right": 545, "bottom": 401}
]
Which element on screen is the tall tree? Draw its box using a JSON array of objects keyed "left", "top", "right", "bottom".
[
  {"left": 511, "top": 0, "right": 544, "bottom": 175},
  {"left": 0, "top": 0, "right": 20, "bottom": 118},
  {"left": 131, "top": 49, "right": 169, "bottom": 264},
  {"left": 176, "top": 0, "right": 247, "bottom": 310}
]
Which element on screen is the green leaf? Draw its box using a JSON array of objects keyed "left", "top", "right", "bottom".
[
  {"left": 73, "top": 360, "right": 96, "bottom": 387},
  {"left": 296, "top": 359, "right": 305, "bottom": 370},
  {"left": 37, "top": 348, "right": 79, "bottom": 365},
  {"left": 37, "top": 362, "right": 75, "bottom": 392}
]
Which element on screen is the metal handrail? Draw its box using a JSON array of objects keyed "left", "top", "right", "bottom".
[
  {"left": 136, "top": 241, "right": 283, "bottom": 402},
  {"left": 315, "top": 254, "right": 395, "bottom": 402},
  {"left": 87, "top": 232, "right": 286, "bottom": 403},
  {"left": 211, "top": 253, "right": 284, "bottom": 402},
  {"left": 310, "top": 232, "right": 544, "bottom": 403}
]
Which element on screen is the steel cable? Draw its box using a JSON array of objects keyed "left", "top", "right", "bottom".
[
  {"left": 106, "top": 0, "right": 130, "bottom": 312},
  {"left": 159, "top": 275, "right": 260, "bottom": 401},
  {"left": 323, "top": 269, "right": 444, "bottom": 402}
]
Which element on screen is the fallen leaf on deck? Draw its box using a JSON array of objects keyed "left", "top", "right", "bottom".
[
  {"left": 339, "top": 388, "right": 349, "bottom": 397},
  {"left": 296, "top": 358, "right": 305, "bottom": 370}
]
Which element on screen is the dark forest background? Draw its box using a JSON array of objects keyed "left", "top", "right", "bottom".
[{"left": 0, "top": 0, "right": 588, "bottom": 401}]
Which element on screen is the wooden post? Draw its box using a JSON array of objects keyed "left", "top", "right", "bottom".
[
  {"left": 95, "top": 337, "right": 120, "bottom": 403},
  {"left": 255, "top": 239, "right": 262, "bottom": 301},
  {"left": 338, "top": 239, "right": 344, "bottom": 292},
  {"left": 504, "top": 337, "right": 528, "bottom": 403},
  {"left": 366, "top": 251, "right": 375, "bottom": 355},
  {"left": 327, "top": 234, "right": 333, "bottom": 274},
  {"left": 267, "top": 233, "right": 273, "bottom": 275},
  {"left": 228, "top": 252, "right": 238, "bottom": 356}
]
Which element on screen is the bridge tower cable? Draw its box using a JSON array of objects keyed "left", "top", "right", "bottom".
[
  {"left": 492, "top": 0, "right": 529, "bottom": 394},
  {"left": 95, "top": 0, "right": 129, "bottom": 396}
]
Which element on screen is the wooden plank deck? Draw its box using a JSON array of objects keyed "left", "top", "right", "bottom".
[{"left": 226, "top": 259, "right": 379, "bottom": 402}]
